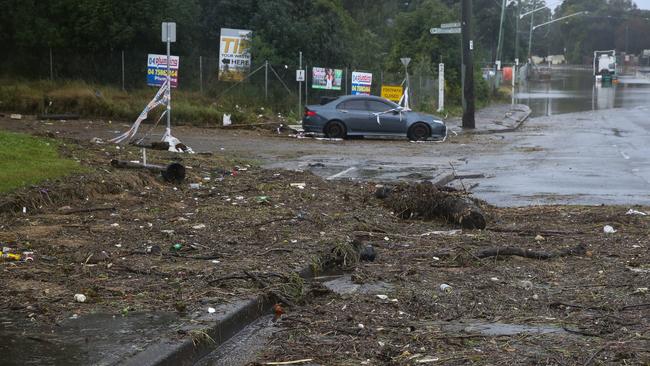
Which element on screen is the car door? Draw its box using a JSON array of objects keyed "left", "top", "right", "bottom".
[
  {"left": 336, "top": 100, "right": 371, "bottom": 133},
  {"left": 365, "top": 100, "right": 404, "bottom": 134}
]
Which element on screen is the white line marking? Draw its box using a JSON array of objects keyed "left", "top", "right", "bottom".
[{"left": 327, "top": 167, "right": 357, "bottom": 180}]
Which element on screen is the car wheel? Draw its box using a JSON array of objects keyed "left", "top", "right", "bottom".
[
  {"left": 407, "top": 123, "right": 430, "bottom": 141},
  {"left": 324, "top": 120, "right": 347, "bottom": 139}
]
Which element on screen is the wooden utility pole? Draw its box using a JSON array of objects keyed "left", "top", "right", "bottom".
[{"left": 461, "top": 0, "right": 475, "bottom": 129}]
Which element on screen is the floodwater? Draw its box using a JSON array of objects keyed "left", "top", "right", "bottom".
[
  {"left": 515, "top": 67, "right": 650, "bottom": 118},
  {"left": 0, "top": 312, "right": 182, "bottom": 366}
]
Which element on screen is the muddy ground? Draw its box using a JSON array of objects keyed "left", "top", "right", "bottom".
[
  {"left": 253, "top": 204, "right": 650, "bottom": 365},
  {"left": 0, "top": 117, "right": 649, "bottom": 365}
]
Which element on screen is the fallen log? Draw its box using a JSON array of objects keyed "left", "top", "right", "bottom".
[
  {"left": 476, "top": 243, "right": 586, "bottom": 260},
  {"left": 377, "top": 183, "right": 486, "bottom": 229},
  {"left": 110, "top": 159, "right": 185, "bottom": 183}
]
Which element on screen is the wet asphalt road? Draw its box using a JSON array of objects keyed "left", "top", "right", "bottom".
[{"left": 171, "top": 104, "right": 650, "bottom": 207}]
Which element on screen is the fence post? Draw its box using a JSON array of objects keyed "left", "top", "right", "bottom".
[
  {"left": 121, "top": 50, "right": 125, "bottom": 91},
  {"left": 305, "top": 64, "right": 309, "bottom": 105},
  {"left": 49, "top": 48, "right": 54, "bottom": 80},
  {"left": 265, "top": 60, "right": 269, "bottom": 101},
  {"left": 199, "top": 56, "right": 203, "bottom": 94},
  {"left": 344, "top": 67, "right": 348, "bottom": 95}
]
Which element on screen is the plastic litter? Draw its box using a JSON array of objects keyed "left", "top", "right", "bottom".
[
  {"left": 208, "top": 307, "right": 216, "bottom": 314},
  {"left": 626, "top": 209, "right": 647, "bottom": 216},
  {"left": 535, "top": 235, "right": 545, "bottom": 241},
  {"left": 1, "top": 252, "right": 21, "bottom": 261},
  {"left": 10, "top": 114, "right": 22, "bottom": 120},
  {"left": 603, "top": 225, "right": 617, "bottom": 234},
  {"left": 189, "top": 183, "right": 201, "bottom": 189},
  {"left": 376, "top": 295, "right": 389, "bottom": 300},
  {"left": 439, "top": 284, "right": 452, "bottom": 293},
  {"left": 222, "top": 113, "right": 232, "bottom": 126},
  {"left": 519, "top": 280, "right": 534, "bottom": 291},
  {"left": 256, "top": 196, "right": 270, "bottom": 204},
  {"left": 74, "top": 294, "right": 87, "bottom": 303},
  {"left": 171, "top": 243, "right": 183, "bottom": 251},
  {"left": 192, "top": 224, "right": 206, "bottom": 230},
  {"left": 290, "top": 183, "right": 306, "bottom": 189}
]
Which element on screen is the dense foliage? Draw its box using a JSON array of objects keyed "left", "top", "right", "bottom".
[{"left": 1, "top": 0, "right": 648, "bottom": 88}]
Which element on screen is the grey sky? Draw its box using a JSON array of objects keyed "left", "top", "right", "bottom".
[
  {"left": 635, "top": 0, "right": 650, "bottom": 10},
  {"left": 545, "top": 0, "right": 650, "bottom": 10}
]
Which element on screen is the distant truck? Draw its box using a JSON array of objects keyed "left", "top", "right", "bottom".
[{"left": 593, "top": 50, "right": 617, "bottom": 81}]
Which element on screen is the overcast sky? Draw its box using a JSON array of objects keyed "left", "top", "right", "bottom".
[
  {"left": 544, "top": 0, "right": 650, "bottom": 10},
  {"left": 635, "top": 0, "right": 650, "bottom": 9}
]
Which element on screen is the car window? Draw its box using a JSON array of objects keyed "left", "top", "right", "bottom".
[
  {"left": 366, "top": 100, "right": 394, "bottom": 113},
  {"left": 338, "top": 100, "right": 366, "bottom": 111}
]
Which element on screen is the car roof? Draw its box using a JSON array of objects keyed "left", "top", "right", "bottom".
[{"left": 336, "top": 95, "right": 395, "bottom": 104}]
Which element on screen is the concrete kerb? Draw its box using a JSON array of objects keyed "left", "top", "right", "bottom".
[
  {"left": 121, "top": 264, "right": 322, "bottom": 366},
  {"left": 465, "top": 105, "right": 532, "bottom": 135}
]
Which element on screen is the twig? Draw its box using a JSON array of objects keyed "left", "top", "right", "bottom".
[
  {"left": 487, "top": 227, "right": 584, "bottom": 236},
  {"left": 476, "top": 244, "right": 586, "bottom": 260},
  {"left": 62, "top": 206, "right": 116, "bottom": 215},
  {"left": 620, "top": 303, "right": 650, "bottom": 311},
  {"left": 260, "top": 248, "right": 294, "bottom": 256},
  {"left": 583, "top": 343, "right": 610, "bottom": 366},
  {"left": 244, "top": 270, "right": 296, "bottom": 307},
  {"left": 208, "top": 272, "right": 287, "bottom": 285},
  {"left": 264, "top": 359, "right": 314, "bottom": 365},
  {"left": 449, "top": 162, "right": 467, "bottom": 192}
]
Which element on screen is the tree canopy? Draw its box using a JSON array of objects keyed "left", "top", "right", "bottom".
[{"left": 1, "top": 0, "right": 648, "bottom": 74}]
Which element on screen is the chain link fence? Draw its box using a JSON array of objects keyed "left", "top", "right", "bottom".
[{"left": 1, "top": 48, "right": 448, "bottom": 113}]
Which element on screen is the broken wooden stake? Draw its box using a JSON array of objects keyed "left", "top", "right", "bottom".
[{"left": 110, "top": 159, "right": 185, "bottom": 183}]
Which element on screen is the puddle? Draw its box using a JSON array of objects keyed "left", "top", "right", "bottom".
[
  {"left": 322, "top": 274, "right": 393, "bottom": 296},
  {"left": 0, "top": 312, "right": 183, "bottom": 366}
]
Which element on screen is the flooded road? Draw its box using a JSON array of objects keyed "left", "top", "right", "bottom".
[{"left": 516, "top": 67, "right": 650, "bottom": 118}]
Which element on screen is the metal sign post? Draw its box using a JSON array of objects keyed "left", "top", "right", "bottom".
[
  {"left": 400, "top": 58, "right": 411, "bottom": 109},
  {"left": 297, "top": 51, "right": 304, "bottom": 118},
  {"left": 438, "top": 63, "right": 445, "bottom": 112},
  {"left": 161, "top": 22, "right": 176, "bottom": 132}
]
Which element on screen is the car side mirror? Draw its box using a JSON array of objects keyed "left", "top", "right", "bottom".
[{"left": 392, "top": 107, "right": 403, "bottom": 114}]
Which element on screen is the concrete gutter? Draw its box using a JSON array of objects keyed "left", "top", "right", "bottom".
[{"left": 122, "top": 267, "right": 319, "bottom": 366}]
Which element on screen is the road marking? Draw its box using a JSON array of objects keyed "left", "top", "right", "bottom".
[{"left": 327, "top": 167, "right": 356, "bottom": 180}]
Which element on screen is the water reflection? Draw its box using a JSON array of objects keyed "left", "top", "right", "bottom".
[{"left": 515, "top": 67, "right": 650, "bottom": 117}]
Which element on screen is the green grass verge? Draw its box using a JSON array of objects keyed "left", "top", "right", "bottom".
[
  {"left": 0, "top": 131, "right": 83, "bottom": 193},
  {"left": 0, "top": 79, "right": 297, "bottom": 126}
]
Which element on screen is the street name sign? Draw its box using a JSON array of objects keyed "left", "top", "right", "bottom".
[{"left": 430, "top": 27, "right": 461, "bottom": 35}]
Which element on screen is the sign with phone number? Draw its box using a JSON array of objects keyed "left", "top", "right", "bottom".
[{"left": 147, "top": 54, "right": 180, "bottom": 88}]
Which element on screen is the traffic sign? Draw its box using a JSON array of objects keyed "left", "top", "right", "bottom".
[
  {"left": 296, "top": 69, "right": 305, "bottom": 82},
  {"left": 161, "top": 22, "right": 176, "bottom": 42},
  {"left": 441, "top": 22, "right": 461, "bottom": 29},
  {"left": 430, "top": 27, "right": 461, "bottom": 35}
]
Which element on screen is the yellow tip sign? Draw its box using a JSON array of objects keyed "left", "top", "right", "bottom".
[{"left": 381, "top": 85, "right": 403, "bottom": 102}]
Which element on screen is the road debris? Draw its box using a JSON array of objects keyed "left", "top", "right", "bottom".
[
  {"left": 603, "top": 225, "right": 617, "bottom": 234},
  {"left": 74, "top": 294, "right": 87, "bottom": 303}
]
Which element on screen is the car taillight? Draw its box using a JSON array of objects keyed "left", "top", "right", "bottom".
[{"left": 305, "top": 110, "right": 317, "bottom": 117}]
